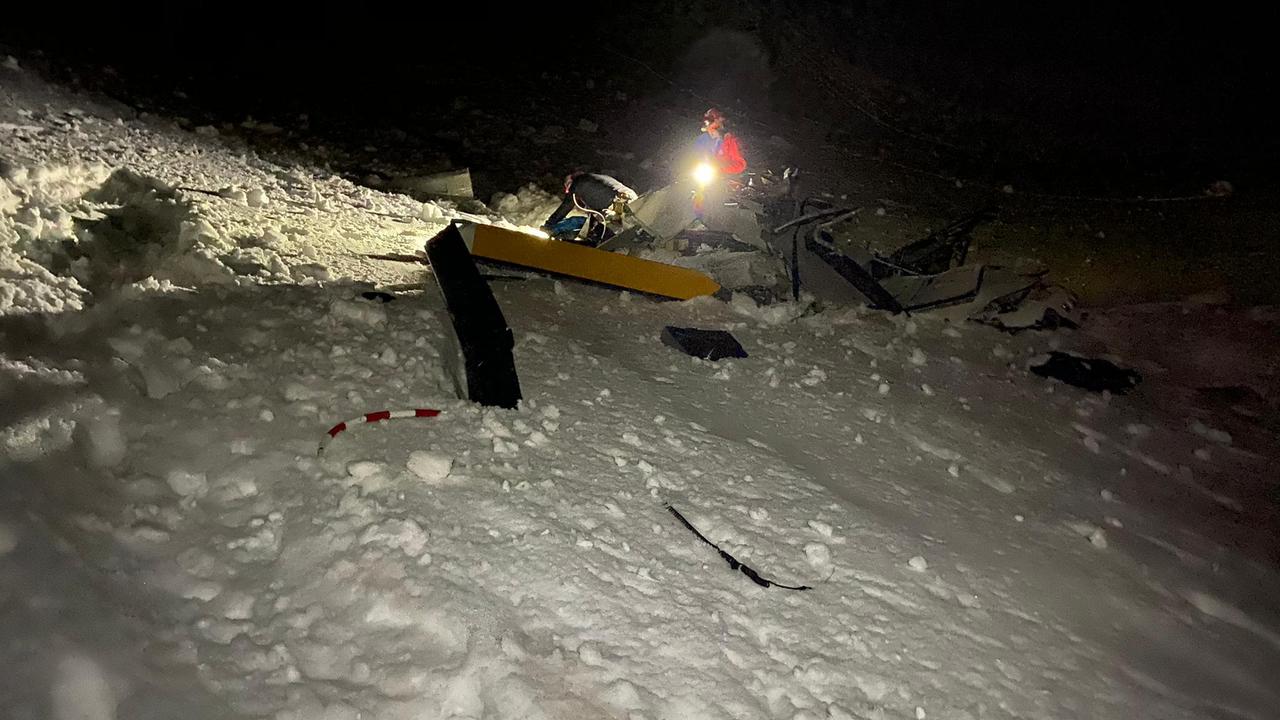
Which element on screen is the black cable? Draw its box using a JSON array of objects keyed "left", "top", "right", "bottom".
[{"left": 666, "top": 505, "right": 811, "bottom": 591}]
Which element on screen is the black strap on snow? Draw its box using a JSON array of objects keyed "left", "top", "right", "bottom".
[{"left": 666, "top": 505, "right": 811, "bottom": 591}]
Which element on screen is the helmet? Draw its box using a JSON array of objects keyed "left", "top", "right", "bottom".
[{"left": 703, "top": 108, "right": 726, "bottom": 128}]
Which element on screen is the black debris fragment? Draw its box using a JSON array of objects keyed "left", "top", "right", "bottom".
[
  {"left": 1030, "top": 351, "right": 1141, "bottom": 394},
  {"left": 661, "top": 326, "right": 748, "bottom": 360},
  {"left": 424, "top": 223, "right": 522, "bottom": 408}
]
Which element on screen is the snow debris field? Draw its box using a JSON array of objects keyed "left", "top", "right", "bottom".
[{"left": 3, "top": 61, "right": 1279, "bottom": 720}]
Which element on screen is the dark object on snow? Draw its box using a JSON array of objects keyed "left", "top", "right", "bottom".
[
  {"left": 666, "top": 505, "right": 811, "bottom": 591},
  {"left": 424, "top": 224, "right": 522, "bottom": 408},
  {"left": 1030, "top": 352, "right": 1141, "bottom": 394},
  {"left": 361, "top": 290, "right": 395, "bottom": 303},
  {"left": 661, "top": 326, "right": 748, "bottom": 360}
]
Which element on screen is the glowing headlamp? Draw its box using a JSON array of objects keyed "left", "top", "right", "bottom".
[{"left": 692, "top": 161, "right": 717, "bottom": 188}]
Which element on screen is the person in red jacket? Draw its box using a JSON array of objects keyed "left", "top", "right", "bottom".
[{"left": 696, "top": 108, "right": 747, "bottom": 176}]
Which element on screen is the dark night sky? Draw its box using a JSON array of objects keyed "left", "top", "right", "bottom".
[{"left": 3, "top": 3, "right": 1275, "bottom": 180}]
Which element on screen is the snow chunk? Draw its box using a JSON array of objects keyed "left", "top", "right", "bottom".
[
  {"left": 165, "top": 469, "right": 208, "bottom": 498},
  {"left": 808, "top": 520, "right": 834, "bottom": 537},
  {"left": 804, "top": 542, "right": 831, "bottom": 567},
  {"left": 359, "top": 518, "right": 430, "bottom": 556},
  {"left": 346, "top": 460, "right": 392, "bottom": 494},
  {"left": 420, "top": 202, "right": 445, "bottom": 221},
  {"left": 406, "top": 450, "right": 453, "bottom": 484},
  {"left": 2, "top": 411, "right": 77, "bottom": 461},
  {"left": 909, "top": 348, "right": 927, "bottom": 366},
  {"left": 0, "top": 178, "right": 20, "bottom": 215},
  {"left": 180, "top": 579, "right": 223, "bottom": 602},
  {"left": 490, "top": 183, "right": 562, "bottom": 228},
  {"left": 328, "top": 298, "right": 387, "bottom": 326},
  {"left": 908, "top": 556, "right": 929, "bottom": 572},
  {"left": 802, "top": 368, "right": 827, "bottom": 386},
  {"left": 347, "top": 460, "right": 385, "bottom": 478},
  {"left": 1190, "top": 420, "right": 1232, "bottom": 445},
  {"left": 220, "top": 591, "right": 256, "bottom": 620},
  {"left": 79, "top": 409, "right": 126, "bottom": 468},
  {"left": 245, "top": 188, "right": 269, "bottom": 207},
  {"left": 0, "top": 245, "right": 89, "bottom": 316},
  {"left": 969, "top": 467, "right": 1015, "bottom": 494},
  {"left": 1184, "top": 590, "right": 1280, "bottom": 650},
  {"left": 50, "top": 653, "right": 117, "bottom": 720},
  {"left": 291, "top": 641, "right": 360, "bottom": 682},
  {"left": 1125, "top": 424, "right": 1151, "bottom": 438},
  {"left": 219, "top": 186, "right": 247, "bottom": 203},
  {"left": 282, "top": 382, "right": 317, "bottom": 402},
  {"left": 208, "top": 466, "right": 259, "bottom": 503},
  {"left": 255, "top": 228, "right": 286, "bottom": 249},
  {"left": 0, "top": 522, "right": 18, "bottom": 555},
  {"left": 1067, "top": 521, "right": 1108, "bottom": 549}
]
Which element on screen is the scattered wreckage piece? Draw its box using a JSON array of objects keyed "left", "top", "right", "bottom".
[
  {"left": 424, "top": 223, "right": 523, "bottom": 409},
  {"left": 966, "top": 278, "right": 1080, "bottom": 331},
  {"left": 626, "top": 180, "right": 768, "bottom": 251},
  {"left": 661, "top": 326, "right": 749, "bottom": 360},
  {"left": 453, "top": 220, "right": 721, "bottom": 301},
  {"left": 776, "top": 199, "right": 1078, "bottom": 330},
  {"left": 627, "top": 180, "right": 700, "bottom": 240},
  {"left": 878, "top": 264, "right": 985, "bottom": 312},
  {"left": 803, "top": 233, "right": 905, "bottom": 313},
  {"left": 871, "top": 207, "right": 992, "bottom": 278},
  {"left": 387, "top": 168, "right": 474, "bottom": 200},
  {"left": 1030, "top": 351, "right": 1141, "bottom": 394}
]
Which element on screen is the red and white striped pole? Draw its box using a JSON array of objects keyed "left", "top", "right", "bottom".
[{"left": 318, "top": 408, "right": 441, "bottom": 455}]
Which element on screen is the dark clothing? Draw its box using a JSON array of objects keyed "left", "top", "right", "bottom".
[{"left": 545, "top": 173, "right": 638, "bottom": 228}]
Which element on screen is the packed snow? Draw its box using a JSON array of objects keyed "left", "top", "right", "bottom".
[{"left": 3, "top": 59, "right": 1280, "bottom": 720}]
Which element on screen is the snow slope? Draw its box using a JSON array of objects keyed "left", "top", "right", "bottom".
[{"left": 3, "top": 59, "right": 1280, "bottom": 720}]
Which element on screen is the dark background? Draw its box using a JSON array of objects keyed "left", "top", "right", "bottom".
[{"left": 3, "top": 3, "right": 1276, "bottom": 192}]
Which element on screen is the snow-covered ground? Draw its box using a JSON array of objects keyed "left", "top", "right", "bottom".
[{"left": 3, "top": 59, "right": 1280, "bottom": 720}]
